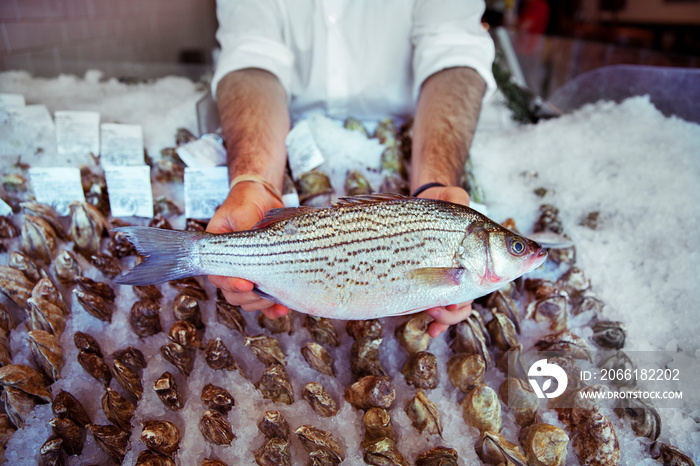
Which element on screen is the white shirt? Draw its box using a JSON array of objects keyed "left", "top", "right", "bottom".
[{"left": 212, "top": 0, "right": 496, "bottom": 121}]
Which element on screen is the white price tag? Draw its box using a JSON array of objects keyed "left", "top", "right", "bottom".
[
  {"left": 176, "top": 133, "right": 227, "bottom": 167},
  {"left": 0, "top": 199, "right": 13, "bottom": 217},
  {"left": 100, "top": 123, "right": 144, "bottom": 167},
  {"left": 184, "top": 167, "right": 229, "bottom": 219},
  {"left": 0, "top": 94, "right": 26, "bottom": 109},
  {"left": 285, "top": 120, "right": 325, "bottom": 180},
  {"left": 105, "top": 166, "right": 154, "bottom": 218},
  {"left": 28, "top": 167, "right": 86, "bottom": 216},
  {"left": 11, "top": 105, "right": 55, "bottom": 133},
  {"left": 55, "top": 110, "right": 100, "bottom": 162}
]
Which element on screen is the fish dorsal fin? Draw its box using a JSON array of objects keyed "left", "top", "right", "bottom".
[
  {"left": 333, "top": 193, "right": 409, "bottom": 206},
  {"left": 252, "top": 206, "right": 318, "bottom": 230}
]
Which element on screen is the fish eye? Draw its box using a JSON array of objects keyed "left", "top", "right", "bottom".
[{"left": 509, "top": 238, "right": 526, "bottom": 255}]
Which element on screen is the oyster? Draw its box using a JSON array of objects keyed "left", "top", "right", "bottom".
[
  {"left": 461, "top": 384, "right": 502, "bottom": 434},
  {"left": 73, "top": 331, "right": 102, "bottom": 355},
  {"left": 185, "top": 218, "right": 208, "bottom": 232},
  {"left": 415, "top": 446, "right": 459, "bottom": 466},
  {"left": 447, "top": 354, "right": 485, "bottom": 393},
  {"left": 657, "top": 443, "right": 695, "bottom": 466},
  {"left": 362, "top": 436, "right": 408, "bottom": 466},
  {"left": 475, "top": 431, "right": 527, "bottom": 466},
  {"left": 112, "top": 346, "right": 147, "bottom": 370},
  {"left": 305, "top": 316, "right": 340, "bottom": 347},
  {"left": 149, "top": 213, "right": 173, "bottom": 230},
  {"left": 130, "top": 299, "right": 162, "bottom": 337},
  {"left": 153, "top": 372, "right": 184, "bottom": 411},
  {"left": 133, "top": 284, "right": 163, "bottom": 303},
  {"left": 363, "top": 407, "right": 394, "bottom": 442},
  {"left": 26, "top": 297, "right": 66, "bottom": 338},
  {"left": 297, "top": 170, "right": 333, "bottom": 205},
  {"left": 161, "top": 342, "right": 195, "bottom": 378},
  {"left": 199, "top": 410, "right": 235, "bottom": 445},
  {"left": 301, "top": 342, "right": 336, "bottom": 377},
  {"left": 0, "top": 265, "right": 35, "bottom": 308},
  {"left": 204, "top": 338, "right": 239, "bottom": 372},
  {"left": 346, "top": 319, "right": 382, "bottom": 340},
  {"left": 27, "top": 329, "right": 63, "bottom": 381},
  {"left": 535, "top": 330, "right": 591, "bottom": 361},
  {"left": 449, "top": 312, "right": 491, "bottom": 369},
  {"left": 68, "top": 201, "right": 108, "bottom": 257},
  {"left": 345, "top": 170, "right": 373, "bottom": 196},
  {"left": 254, "top": 437, "right": 291, "bottom": 466},
  {"left": 556, "top": 265, "right": 590, "bottom": 300},
  {"left": 108, "top": 226, "right": 137, "bottom": 258},
  {"left": 51, "top": 249, "right": 81, "bottom": 285},
  {"left": 88, "top": 424, "right": 129, "bottom": 464},
  {"left": 113, "top": 359, "right": 144, "bottom": 400},
  {"left": 591, "top": 320, "right": 626, "bottom": 349},
  {"left": 401, "top": 351, "right": 438, "bottom": 390},
  {"left": 345, "top": 375, "right": 395, "bottom": 410},
  {"left": 405, "top": 389, "right": 442, "bottom": 437},
  {"left": 614, "top": 396, "right": 661, "bottom": 441},
  {"left": 135, "top": 450, "right": 176, "bottom": 466},
  {"left": 90, "top": 252, "right": 122, "bottom": 279},
  {"left": 101, "top": 387, "right": 136, "bottom": 431},
  {"left": 202, "top": 383, "right": 236, "bottom": 414},
  {"left": 168, "top": 320, "right": 202, "bottom": 350},
  {"left": 245, "top": 335, "right": 286, "bottom": 366},
  {"left": 258, "top": 410, "right": 290, "bottom": 440},
  {"left": 8, "top": 251, "right": 47, "bottom": 283},
  {"left": 256, "top": 364, "right": 294, "bottom": 405},
  {"left": 343, "top": 117, "right": 370, "bottom": 137},
  {"left": 0, "top": 364, "right": 51, "bottom": 401},
  {"left": 395, "top": 313, "right": 431, "bottom": 354},
  {"left": 77, "top": 351, "right": 111, "bottom": 386},
  {"left": 173, "top": 292, "right": 204, "bottom": 329},
  {"left": 525, "top": 292, "right": 569, "bottom": 332},
  {"left": 486, "top": 290, "right": 521, "bottom": 333},
  {"left": 141, "top": 419, "right": 181, "bottom": 455},
  {"left": 258, "top": 311, "right": 294, "bottom": 335},
  {"left": 52, "top": 390, "right": 90, "bottom": 428},
  {"left": 350, "top": 336, "right": 387, "bottom": 379},
  {"left": 153, "top": 195, "right": 182, "bottom": 217},
  {"left": 75, "top": 276, "right": 116, "bottom": 302},
  {"left": 374, "top": 118, "right": 397, "bottom": 147},
  {"left": 571, "top": 412, "right": 621, "bottom": 466},
  {"left": 31, "top": 277, "right": 66, "bottom": 313},
  {"left": 571, "top": 291, "right": 605, "bottom": 316},
  {"left": 519, "top": 423, "right": 569, "bottom": 466},
  {"left": 295, "top": 425, "right": 344, "bottom": 464},
  {"left": 498, "top": 377, "right": 538, "bottom": 427},
  {"left": 39, "top": 437, "right": 62, "bottom": 466},
  {"left": 49, "top": 416, "right": 84, "bottom": 455},
  {"left": 21, "top": 215, "right": 57, "bottom": 264},
  {"left": 3, "top": 386, "right": 36, "bottom": 428},
  {"left": 73, "top": 289, "right": 112, "bottom": 323},
  {"left": 202, "top": 459, "right": 228, "bottom": 466},
  {"left": 302, "top": 382, "right": 338, "bottom": 417},
  {"left": 169, "top": 277, "right": 208, "bottom": 300},
  {"left": 0, "top": 216, "right": 19, "bottom": 239},
  {"left": 215, "top": 299, "right": 247, "bottom": 335},
  {"left": 487, "top": 308, "right": 519, "bottom": 351}
]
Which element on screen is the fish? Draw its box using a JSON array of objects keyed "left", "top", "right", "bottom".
[{"left": 114, "top": 194, "right": 546, "bottom": 320}]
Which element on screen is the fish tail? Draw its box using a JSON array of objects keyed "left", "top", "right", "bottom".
[{"left": 113, "top": 226, "right": 208, "bottom": 285}]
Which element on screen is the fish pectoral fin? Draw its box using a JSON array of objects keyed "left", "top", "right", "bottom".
[
  {"left": 410, "top": 267, "right": 466, "bottom": 287},
  {"left": 252, "top": 286, "right": 290, "bottom": 308}
]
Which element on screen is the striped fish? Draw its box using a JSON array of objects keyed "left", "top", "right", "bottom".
[{"left": 114, "top": 194, "right": 546, "bottom": 319}]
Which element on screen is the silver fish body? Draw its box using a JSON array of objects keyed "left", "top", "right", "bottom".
[{"left": 115, "top": 195, "right": 546, "bottom": 319}]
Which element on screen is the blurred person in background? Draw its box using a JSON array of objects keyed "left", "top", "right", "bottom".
[{"left": 207, "top": 0, "right": 496, "bottom": 337}]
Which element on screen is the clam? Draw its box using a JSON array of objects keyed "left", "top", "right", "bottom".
[
  {"left": 258, "top": 410, "right": 290, "bottom": 440},
  {"left": 199, "top": 410, "right": 235, "bottom": 445},
  {"left": 27, "top": 329, "right": 63, "bottom": 381},
  {"left": 614, "top": 396, "right": 661, "bottom": 441},
  {"left": 571, "top": 412, "right": 621, "bottom": 466},
  {"left": 362, "top": 407, "right": 394, "bottom": 442},
  {"left": 201, "top": 383, "right": 235, "bottom": 414},
  {"left": 26, "top": 297, "right": 66, "bottom": 338},
  {"left": 258, "top": 311, "right": 294, "bottom": 335},
  {"left": 487, "top": 308, "right": 519, "bottom": 351},
  {"left": 401, "top": 351, "right": 438, "bottom": 390},
  {"left": 204, "top": 338, "right": 239, "bottom": 372},
  {"left": 256, "top": 364, "right": 294, "bottom": 405},
  {"left": 168, "top": 320, "right": 202, "bottom": 350},
  {"left": 475, "top": 431, "right": 527, "bottom": 466},
  {"left": 173, "top": 292, "right": 204, "bottom": 329},
  {"left": 215, "top": 299, "right": 247, "bottom": 335},
  {"left": 351, "top": 336, "right": 387, "bottom": 379},
  {"left": 347, "top": 319, "right": 383, "bottom": 340},
  {"left": 141, "top": 419, "right": 181, "bottom": 455},
  {"left": 362, "top": 437, "right": 409, "bottom": 466},
  {"left": 135, "top": 450, "right": 176, "bottom": 466},
  {"left": 295, "top": 425, "right": 344, "bottom": 464},
  {"left": 0, "top": 364, "right": 51, "bottom": 401},
  {"left": 305, "top": 316, "right": 340, "bottom": 347},
  {"left": 297, "top": 170, "right": 333, "bottom": 205},
  {"left": 49, "top": 416, "right": 84, "bottom": 455},
  {"left": 3, "top": 386, "right": 36, "bottom": 428},
  {"left": 130, "top": 299, "right": 162, "bottom": 337},
  {"left": 395, "top": 313, "right": 431, "bottom": 354},
  {"left": 77, "top": 351, "right": 111, "bottom": 386},
  {"left": 245, "top": 334, "right": 286, "bottom": 366},
  {"left": 344, "top": 375, "right": 395, "bottom": 410},
  {"left": 39, "top": 437, "right": 63, "bottom": 466},
  {"left": 75, "top": 276, "right": 116, "bottom": 303},
  {"left": 302, "top": 382, "right": 338, "bottom": 417},
  {"left": 461, "top": 384, "right": 502, "bottom": 434},
  {"left": 415, "top": 446, "right": 459, "bottom": 466},
  {"left": 0, "top": 265, "right": 35, "bottom": 308},
  {"left": 343, "top": 117, "right": 370, "bottom": 137},
  {"left": 52, "top": 390, "right": 90, "bottom": 428},
  {"left": 153, "top": 372, "right": 184, "bottom": 411},
  {"left": 169, "top": 277, "right": 207, "bottom": 300},
  {"left": 405, "top": 389, "right": 442, "bottom": 437},
  {"left": 73, "top": 289, "right": 112, "bottom": 323},
  {"left": 112, "top": 346, "right": 147, "bottom": 371},
  {"left": 8, "top": 251, "right": 47, "bottom": 283},
  {"left": 133, "top": 284, "right": 163, "bottom": 303},
  {"left": 301, "top": 342, "right": 336, "bottom": 377},
  {"left": 51, "top": 249, "right": 81, "bottom": 285},
  {"left": 88, "top": 424, "right": 129, "bottom": 464},
  {"left": 21, "top": 214, "right": 57, "bottom": 264},
  {"left": 90, "top": 252, "right": 122, "bottom": 279},
  {"left": 73, "top": 331, "right": 102, "bottom": 355},
  {"left": 345, "top": 170, "right": 373, "bottom": 196},
  {"left": 101, "top": 387, "right": 136, "bottom": 431},
  {"left": 447, "top": 353, "right": 485, "bottom": 393},
  {"left": 254, "top": 437, "right": 291, "bottom": 466},
  {"left": 519, "top": 423, "right": 569, "bottom": 466},
  {"left": 591, "top": 320, "right": 626, "bottom": 349},
  {"left": 161, "top": 342, "right": 195, "bottom": 378},
  {"left": 113, "top": 359, "right": 144, "bottom": 400},
  {"left": 498, "top": 377, "right": 538, "bottom": 427},
  {"left": 68, "top": 201, "right": 108, "bottom": 257}
]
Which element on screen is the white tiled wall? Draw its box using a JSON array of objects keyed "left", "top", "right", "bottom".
[{"left": 1, "top": 0, "right": 218, "bottom": 76}]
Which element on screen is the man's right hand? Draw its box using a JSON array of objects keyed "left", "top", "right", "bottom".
[{"left": 206, "top": 181, "right": 290, "bottom": 319}]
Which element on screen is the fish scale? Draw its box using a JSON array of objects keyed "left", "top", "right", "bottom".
[{"left": 114, "top": 195, "right": 547, "bottom": 319}]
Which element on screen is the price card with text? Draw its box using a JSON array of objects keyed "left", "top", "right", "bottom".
[
  {"left": 55, "top": 110, "right": 100, "bottom": 162},
  {"left": 285, "top": 119, "right": 325, "bottom": 180},
  {"left": 28, "top": 167, "right": 86, "bottom": 216},
  {"left": 100, "top": 123, "right": 144, "bottom": 167},
  {"left": 184, "top": 167, "right": 229, "bottom": 219},
  {"left": 11, "top": 105, "right": 55, "bottom": 134},
  {"left": 0, "top": 94, "right": 26, "bottom": 109},
  {"left": 105, "top": 166, "right": 154, "bottom": 218}
]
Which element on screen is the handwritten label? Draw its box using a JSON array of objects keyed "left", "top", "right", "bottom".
[
  {"left": 285, "top": 120, "right": 325, "bottom": 180},
  {"left": 184, "top": 167, "right": 229, "bottom": 219},
  {"left": 104, "top": 166, "right": 154, "bottom": 218},
  {"left": 176, "top": 133, "right": 227, "bottom": 167},
  {"left": 28, "top": 167, "right": 86, "bottom": 216},
  {"left": 11, "top": 105, "right": 55, "bottom": 134},
  {"left": 55, "top": 110, "right": 100, "bottom": 163},
  {"left": 0, "top": 94, "right": 26, "bottom": 109},
  {"left": 100, "top": 123, "right": 144, "bottom": 167}
]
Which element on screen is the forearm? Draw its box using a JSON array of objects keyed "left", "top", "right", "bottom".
[
  {"left": 410, "top": 67, "right": 486, "bottom": 191},
  {"left": 216, "top": 68, "right": 290, "bottom": 191}
]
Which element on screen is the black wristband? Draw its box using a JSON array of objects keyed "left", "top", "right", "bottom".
[{"left": 412, "top": 182, "right": 446, "bottom": 197}]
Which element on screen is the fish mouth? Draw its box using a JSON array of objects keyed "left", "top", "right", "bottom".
[{"left": 529, "top": 249, "right": 548, "bottom": 269}]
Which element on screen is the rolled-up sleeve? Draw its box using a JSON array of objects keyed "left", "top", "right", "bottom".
[
  {"left": 212, "top": 0, "right": 295, "bottom": 99},
  {"left": 411, "top": 0, "right": 496, "bottom": 101}
]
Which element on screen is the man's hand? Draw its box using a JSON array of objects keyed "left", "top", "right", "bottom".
[
  {"left": 417, "top": 185, "right": 474, "bottom": 337},
  {"left": 206, "top": 182, "right": 290, "bottom": 319}
]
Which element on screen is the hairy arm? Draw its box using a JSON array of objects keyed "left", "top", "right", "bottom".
[
  {"left": 411, "top": 66, "right": 487, "bottom": 336},
  {"left": 207, "top": 68, "right": 291, "bottom": 319}
]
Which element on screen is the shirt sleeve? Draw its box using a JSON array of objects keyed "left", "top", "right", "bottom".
[
  {"left": 211, "top": 0, "right": 295, "bottom": 100},
  {"left": 411, "top": 0, "right": 496, "bottom": 102}
]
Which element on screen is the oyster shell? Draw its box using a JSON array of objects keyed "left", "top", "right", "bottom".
[
  {"left": 27, "top": 329, "right": 63, "bottom": 381},
  {"left": 475, "top": 431, "right": 527, "bottom": 466},
  {"left": 26, "top": 297, "right": 66, "bottom": 338},
  {"left": 88, "top": 424, "right": 129, "bottom": 464},
  {"left": 204, "top": 338, "right": 239, "bottom": 372},
  {"left": 343, "top": 117, "right": 370, "bottom": 137},
  {"left": 161, "top": 342, "right": 195, "bottom": 378},
  {"left": 112, "top": 346, "right": 147, "bottom": 370},
  {"left": 75, "top": 276, "right": 116, "bottom": 303},
  {"left": 172, "top": 292, "right": 204, "bottom": 329},
  {"left": 102, "top": 387, "right": 136, "bottom": 431},
  {"left": 245, "top": 335, "right": 286, "bottom": 366},
  {"left": 591, "top": 320, "right": 626, "bottom": 349},
  {"left": 350, "top": 336, "right": 387, "bottom": 379},
  {"left": 301, "top": 342, "right": 335, "bottom": 377},
  {"left": 345, "top": 170, "right": 373, "bottom": 196},
  {"left": 73, "top": 289, "right": 112, "bottom": 323},
  {"left": 449, "top": 311, "right": 492, "bottom": 369},
  {"left": 215, "top": 299, "right": 246, "bottom": 335},
  {"left": 135, "top": 450, "right": 176, "bottom": 466},
  {"left": 3, "top": 386, "right": 36, "bottom": 428},
  {"left": 0, "top": 364, "right": 51, "bottom": 401},
  {"left": 614, "top": 396, "right": 661, "bottom": 441},
  {"left": 535, "top": 330, "right": 591, "bottom": 361},
  {"left": 90, "top": 252, "right": 122, "bottom": 279},
  {"left": 141, "top": 419, "right": 181, "bottom": 455},
  {"left": 39, "top": 436, "right": 62, "bottom": 466},
  {"left": 297, "top": 170, "right": 333, "bottom": 205},
  {"left": 202, "top": 459, "right": 228, "bottom": 466},
  {"left": 346, "top": 319, "right": 382, "bottom": 340},
  {"left": 461, "top": 384, "right": 502, "bottom": 434},
  {"left": 374, "top": 118, "right": 398, "bottom": 147},
  {"left": 149, "top": 213, "right": 173, "bottom": 230},
  {"left": 345, "top": 375, "right": 395, "bottom": 410},
  {"left": 447, "top": 354, "right": 485, "bottom": 393},
  {"left": 254, "top": 437, "right": 291, "bottom": 466},
  {"left": 20, "top": 201, "right": 67, "bottom": 239},
  {"left": 258, "top": 311, "right": 295, "bottom": 335},
  {"left": 201, "top": 383, "right": 235, "bottom": 414},
  {"left": 21, "top": 215, "right": 57, "bottom": 264},
  {"left": 258, "top": 410, "right": 290, "bottom": 440},
  {"left": 199, "top": 410, "right": 235, "bottom": 445},
  {"left": 49, "top": 416, "right": 84, "bottom": 455},
  {"left": 77, "top": 351, "right": 111, "bottom": 386},
  {"left": 130, "top": 299, "right": 162, "bottom": 337},
  {"left": 31, "top": 277, "right": 66, "bottom": 313},
  {"left": 169, "top": 277, "right": 207, "bottom": 300},
  {"left": 52, "top": 390, "right": 90, "bottom": 428},
  {"left": 0, "top": 216, "right": 19, "bottom": 239},
  {"left": 405, "top": 389, "right": 442, "bottom": 437},
  {"left": 498, "top": 377, "right": 538, "bottom": 427},
  {"left": 295, "top": 425, "right": 344, "bottom": 464},
  {"left": 519, "top": 423, "right": 569, "bottom": 466},
  {"left": 486, "top": 290, "right": 521, "bottom": 333},
  {"left": 571, "top": 412, "right": 621, "bottom": 466},
  {"left": 363, "top": 407, "right": 394, "bottom": 442},
  {"left": 556, "top": 265, "right": 590, "bottom": 300},
  {"left": 8, "top": 251, "right": 48, "bottom": 283},
  {"left": 401, "top": 351, "right": 438, "bottom": 390},
  {"left": 113, "top": 359, "right": 144, "bottom": 400},
  {"left": 305, "top": 316, "right": 340, "bottom": 347},
  {"left": 657, "top": 443, "right": 695, "bottom": 466},
  {"left": 362, "top": 436, "right": 408, "bottom": 466},
  {"left": 108, "top": 226, "right": 138, "bottom": 258},
  {"left": 73, "top": 331, "right": 102, "bottom": 355},
  {"left": 256, "top": 364, "right": 294, "bottom": 405},
  {"left": 395, "top": 313, "right": 431, "bottom": 354},
  {"left": 0, "top": 265, "right": 35, "bottom": 308},
  {"left": 68, "top": 201, "right": 108, "bottom": 257},
  {"left": 487, "top": 308, "right": 519, "bottom": 351},
  {"left": 415, "top": 446, "right": 459, "bottom": 466},
  {"left": 153, "top": 195, "right": 182, "bottom": 217},
  {"left": 153, "top": 371, "right": 184, "bottom": 411},
  {"left": 133, "top": 284, "right": 163, "bottom": 303},
  {"left": 51, "top": 249, "right": 81, "bottom": 285},
  {"left": 302, "top": 382, "right": 338, "bottom": 417},
  {"left": 168, "top": 320, "right": 202, "bottom": 350}
]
